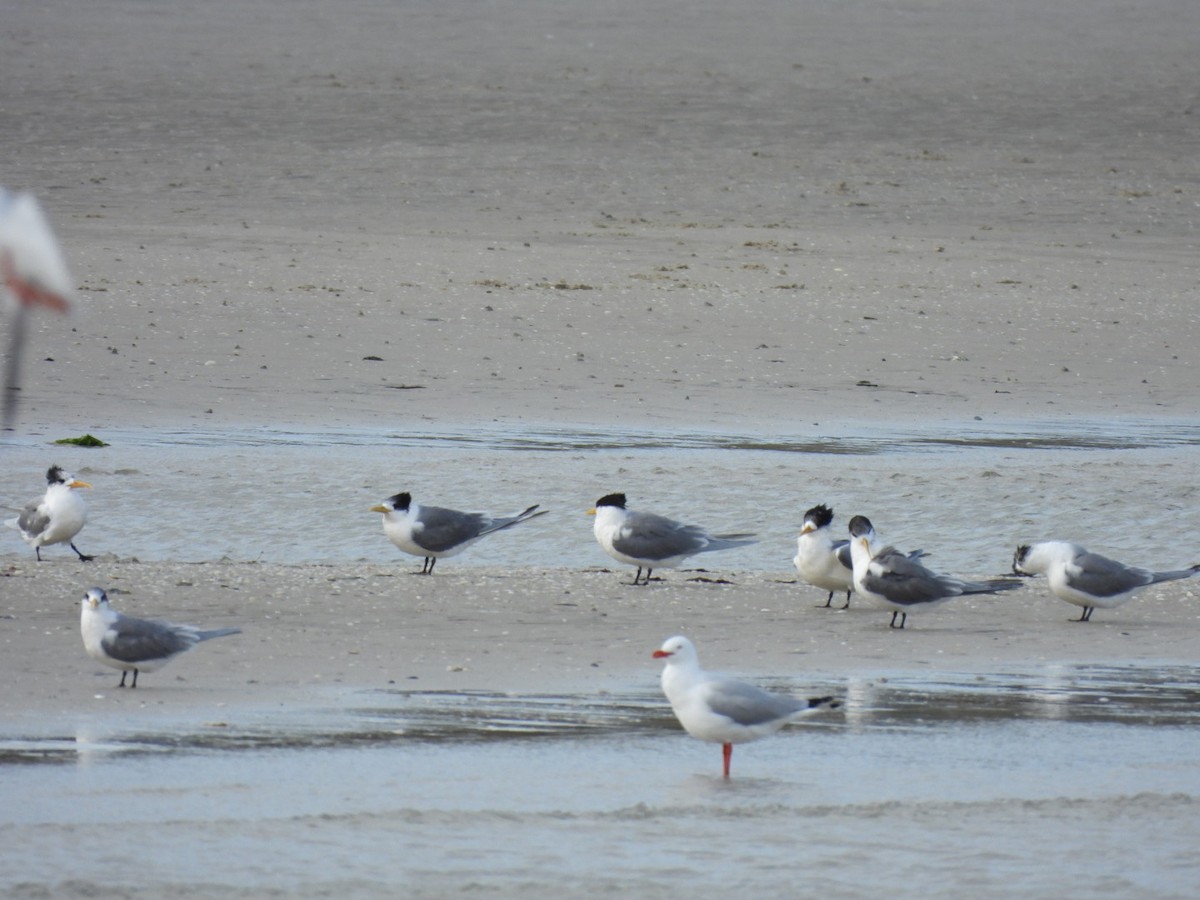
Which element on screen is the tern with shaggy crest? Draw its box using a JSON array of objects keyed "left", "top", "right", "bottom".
[
  {"left": 7, "top": 465, "right": 92, "bottom": 561},
  {"left": 794, "top": 504, "right": 927, "bottom": 609}
]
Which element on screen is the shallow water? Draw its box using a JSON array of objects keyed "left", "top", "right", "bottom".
[
  {"left": 5, "top": 421, "right": 1198, "bottom": 894},
  {"left": 3, "top": 418, "right": 1199, "bottom": 576},
  {"left": 1, "top": 664, "right": 1197, "bottom": 897}
]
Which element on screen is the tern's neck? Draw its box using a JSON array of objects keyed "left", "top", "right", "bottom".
[
  {"left": 593, "top": 506, "right": 624, "bottom": 528},
  {"left": 848, "top": 538, "right": 873, "bottom": 572}
]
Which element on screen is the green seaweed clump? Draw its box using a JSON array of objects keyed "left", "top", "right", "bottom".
[{"left": 53, "top": 434, "right": 109, "bottom": 447}]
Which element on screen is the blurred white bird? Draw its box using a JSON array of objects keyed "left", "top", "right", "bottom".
[
  {"left": 1013, "top": 541, "right": 1200, "bottom": 621},
  {"left": 1, "top": 188, "right": 74, "bottom": 432},
  {"left": 7, "top": 464, "right": 92, "bottom": 561},
  {"left": 80, "top": 587, "right": 241, "bottom": 688},
  {"left": 653, "top": 635, "right": 838, "bottom": 778}
]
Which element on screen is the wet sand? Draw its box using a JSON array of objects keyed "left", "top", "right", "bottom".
[
  {"left": 4, "top": 558, "right": 1200, "bottom": 729},
  {"left": 4, "top": 556, "right": 1200, "bottom": 897}
]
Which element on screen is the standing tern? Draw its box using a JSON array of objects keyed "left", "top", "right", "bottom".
[
  {"left": 793, "top": 503, "right": 927, "bottom": 609},
  {"left": 1013, "top": 541, "right": 1200, "bottom": 622},
  {"left": 588, "top": 493, "right": 756, "bottom": 585},
  {"left": 848, "top": 515, "right": 1021, "bottom": 629},
  {"left": 653, "top": 635, "right": 839, "bottom": 779},
  {"left": 371, "top": 491, "right": 547, "bottom": 574},
  {"left": 80, "top": 587, "right": 241, "bottom": 688},
  {"left": 794, "top": 504, "right": 855, "bottom": 608},
  {"left": 7, "top": 465, "right": 92, "bottom": 561}
]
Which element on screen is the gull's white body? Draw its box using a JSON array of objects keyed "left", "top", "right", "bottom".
[
  {"left": 653, "top": 635, "right": 837, "bottom": 777},
  {"left": 1, "top": 189, "right": 74, "bottom": 431},
  {"left": 0, "top": 189, "right": 73, "bottom": 312}
]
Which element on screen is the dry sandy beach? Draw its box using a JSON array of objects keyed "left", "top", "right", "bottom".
[
  {"left": 2, "top": 0, "right": 1200, "bottom": 896},
  {"left": 4, "top": 0, "right": 1197, "bottom": 433}
]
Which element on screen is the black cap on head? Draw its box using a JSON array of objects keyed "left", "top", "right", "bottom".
[
  {"left": 804, "top": 504, "right": 834, "bottom": 528},
  {"left": 47, "top": 465, "right": 67, "bottom": 484},
  {"left": 1012, "top": 544, "right": 1032, "bottom": 574},
  {"left": 386, "top": 492, "right": 412, "bottom": 511},
  {"left": 594, "top": 493, "right": 627, "bottom": 509},
  {"left": 847, "top": 515, "right": 874, "bottom": 538}
]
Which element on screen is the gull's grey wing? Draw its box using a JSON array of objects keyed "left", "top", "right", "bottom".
[
  {"left": 1066, "top": 550, "right": 1155, "bottom": 598},
  {"left": 704, "top": 678, "right": 807, "bottom": 727},
  {"left": 16, "top": 500, "right": 48, "bottom": 537},
  {"left": 412, "top": 505, "right": 492, "bottom": 552},
  {"left": 101, "top": 616, "right": 196, "bottom": 664},
  {"left": 612, "top": 511, "right": 709, "bottom": 561}
]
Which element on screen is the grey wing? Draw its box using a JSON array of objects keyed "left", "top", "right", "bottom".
[
  {"left": 706, "top": 678, "right": 807, "bottom": 727},
  {"left": 613, "top": 511, "right": 707, "bottom": 561},
  {"left": 833, "top": 540, "right": 853, "bottom": 571},
  {"left": 102, "top": 617, "right": 196, "bottom": 663},
  {"left": 960, "top": 577, "right": 1023, "bottom": 595},
  {"left": 1067, "top": 550, "right": 1154, "bottom": 597},
  {"left": 414, "top": 506, "right": 490, "bottom": 552},
  {"left": 862, "top": 547, "right": 961, "bottom": 605},
  {"left": 196, "top": 627, "right": 241, "bottom": 642},
  {"left": 478, "top": 505, "right": 546, "bottom": 536},
  {"left": 1150, "top": 564, "right": 1200, "bottom": 584},
  {"left": 16, "top": 500, "right": 49, "bottom": 537}
]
